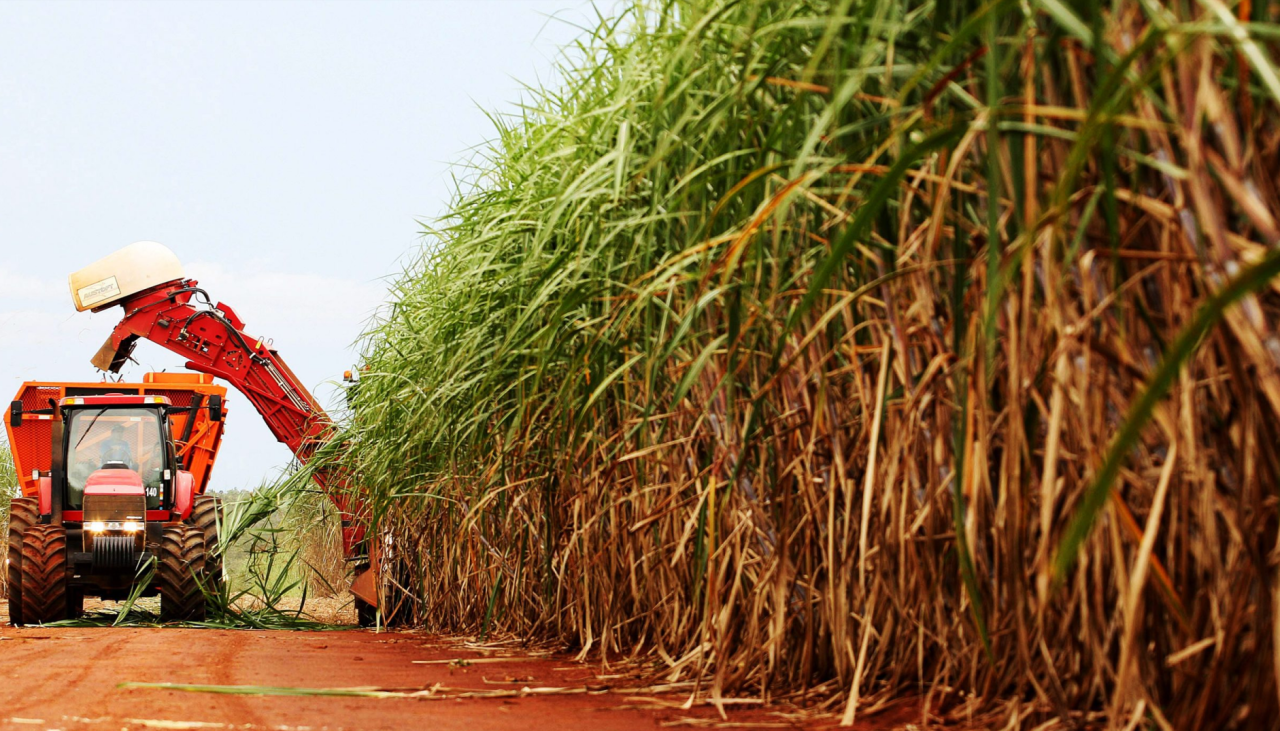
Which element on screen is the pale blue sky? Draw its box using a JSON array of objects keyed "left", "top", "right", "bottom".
[{"left": 0, "top": 0, "right": 597, "bottom": 489}]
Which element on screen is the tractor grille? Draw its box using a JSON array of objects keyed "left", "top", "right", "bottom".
[
  {"left": 92, "top": 535, "right": 137, "bottom": 570},
  {"left": 83, "top": 495, "right": 146, "bottom": 523}
]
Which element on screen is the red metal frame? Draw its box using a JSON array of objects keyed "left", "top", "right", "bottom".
[
  {"left": 60, "top": 394, "right": 172, "bottom": 407},
  {"left": 60, "top": 511, "right": 173, "bottom": 523},
  {"left": 93, "top": 279, "right": 366, "bottom": 556},
  {"left": 5, "top": 374, "right": 227, "bottom": 500}
]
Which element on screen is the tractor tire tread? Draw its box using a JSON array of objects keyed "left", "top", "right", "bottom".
[
  {"left": 7, "top": 497, "right": 38, "bottom": 626},
  {"left": 190, "top": 495, "right": 223, "bottom": 587},
  {"left": 19, "top": 524, "right": 69, "bottom": 624},
  {"left": 157, "top": 523, "right": 206, "bottom": 622}
]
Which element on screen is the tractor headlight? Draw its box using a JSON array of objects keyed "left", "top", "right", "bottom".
[
  {"left": 87, "top": 521, "right": 106, "bottom": 533},
  {"left": 121, "top": 521, "right": 141, "bottom": 532}
]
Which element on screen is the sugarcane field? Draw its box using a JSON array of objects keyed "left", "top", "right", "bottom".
[{"left": 3, "top": 1, "right": 1280, "bottom": 729}]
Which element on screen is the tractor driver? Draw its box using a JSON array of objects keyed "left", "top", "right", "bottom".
[{"left": 100, "top": 425, "right": 136, "bottom": 470}]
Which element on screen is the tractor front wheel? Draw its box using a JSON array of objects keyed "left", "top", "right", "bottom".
[
  {"left": 157, "top": 523, "right": 207, "bottom": 622},
  {"left": 356, "top": 598, "right": 378, "bottom": 628},
  {"left": 20, "top": 524, "right": 69, "bottom": 625},
  {"left": 6, "top": 497, "right": 38, "bottom": 626},
  {"left": 189, "top": 495, "right": 223, "bottom": 589}
]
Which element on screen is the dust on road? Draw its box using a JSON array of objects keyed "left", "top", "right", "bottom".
[
  {"left": 0, "top": 623, "right": 694, "bottom": 731},
  {"left": 0, "top": 603, "right": 864, "bottom": 731},
  {"left": 0, "top": 599, "right": 921, "bottom": 731}
]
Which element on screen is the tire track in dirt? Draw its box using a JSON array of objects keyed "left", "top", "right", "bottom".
[
  {"left": 0, "top": 625, "right": 874, "bottom": 730},
  {"left": 107, "top": 626, "right": 268, "bottom": 729},
  {"left": 1, "top": 629, "right": 128, "bottom": 720},
  {"left": 204, "top": 627, "right": 266, "bottom": 727}
]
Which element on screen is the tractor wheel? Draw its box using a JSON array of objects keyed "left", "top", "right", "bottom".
[
  {"left": 20, "top": 524, "right": 69, "bottom": 624},
  {"left": 353, "top": 573, "right": 406, "bottom": 627},
  {"left": 6, "top": 497, "right": 38, "bottom": 626},
  {"left": 190, "top": 495, "right": 223, "bottom": 588},
  {"left": 356, "top": 598, "right": 378, "bottom": 628},
  {"left": 351, "top": 561, "right": 382, "bottom": 628},
  {"left": 156, "top": 523, "right": 206, "bottom": 622}
]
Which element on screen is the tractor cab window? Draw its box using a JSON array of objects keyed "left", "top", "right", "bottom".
[{"left": 66, "top": 408, "right": 166, "bottom": 510}]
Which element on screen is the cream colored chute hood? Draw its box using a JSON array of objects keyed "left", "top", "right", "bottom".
[{"left": 69, "top": 241, "right": 186, "bottom": 312}]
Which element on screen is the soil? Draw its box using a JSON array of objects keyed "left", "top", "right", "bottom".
[{"left": 0, "top": 599, "right": 917, "bottom": 731}]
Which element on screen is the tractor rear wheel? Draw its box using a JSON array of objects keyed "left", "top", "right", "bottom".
[
  {"left": 6, "top": 497, "right": 38, "bottom": 626},
  {"left": 190, "top": 495, "right": 223, "bottom": 589},
  {"left": 20, "top": 524, "right": 69, "bottom": 624},
  {"left": 157, "top": 523, "right": 207, "bottom": 622},
  {"left": 356, "top": 598, "right": 378, "bottom": 628}
]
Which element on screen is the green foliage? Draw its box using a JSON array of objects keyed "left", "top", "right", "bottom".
[
  {"left": 0, "top": 439, "right": 15, "bottom": 516},
  {"left": 0, "top": 440, "right": 16, "bottom": 598},
  {"left": 306, "top": 0, "right": 1280, "bottom": 725}
]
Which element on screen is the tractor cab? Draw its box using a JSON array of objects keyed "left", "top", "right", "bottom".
[{"left": 58, "top": 395, "right": 196, "bottom": 531}]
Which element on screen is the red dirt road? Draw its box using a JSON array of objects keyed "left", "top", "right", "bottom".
[
  {"left": 0, "top": 599, "right": 921, "bottom": 731},
  {"left": 0, "top": 624, "right": 703, "bottom": 731},
  {"left": 0, "top": 620, "right": 915, "bottom": 731}
]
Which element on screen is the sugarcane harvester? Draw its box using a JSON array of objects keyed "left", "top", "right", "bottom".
[{"left": 6, "top": 241, "right": 379, "bottom": 625}]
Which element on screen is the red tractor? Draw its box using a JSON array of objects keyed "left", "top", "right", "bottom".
[{"left": 6, "top": 379, "right": 227, "bottom": 625}]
